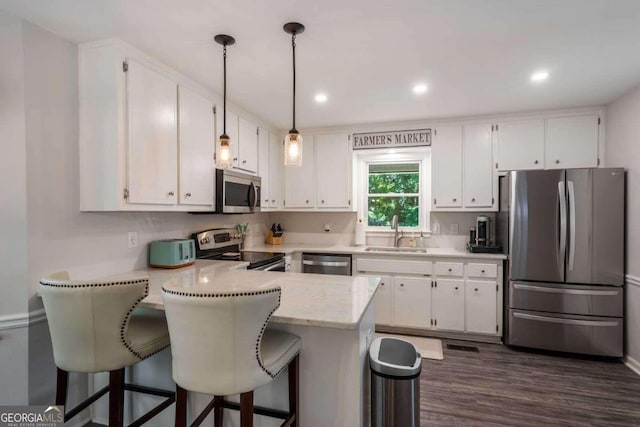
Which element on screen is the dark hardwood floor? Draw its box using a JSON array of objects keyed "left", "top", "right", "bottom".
[{"left": 421, "top": 340, "right": 640, "bottom": 426}]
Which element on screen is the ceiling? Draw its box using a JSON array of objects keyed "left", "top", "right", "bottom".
[{"left": 2, "top": 0, "right": 640, "bottom": 129}]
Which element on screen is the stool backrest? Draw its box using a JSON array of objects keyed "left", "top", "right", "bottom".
[
  {"left": 162, "top": 286, "right": 281, "bottom": 396},
  {"left": 39, "top": 272, "right": 149, "bottom": 373}
]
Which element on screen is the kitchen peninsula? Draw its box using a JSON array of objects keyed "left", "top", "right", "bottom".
[{"left": 90, "top": 260, "right": 379, "bottom": 427}]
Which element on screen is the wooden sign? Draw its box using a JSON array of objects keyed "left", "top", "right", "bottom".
[{"left": 352, "top": 129, "right": 431, "bottom": 150}]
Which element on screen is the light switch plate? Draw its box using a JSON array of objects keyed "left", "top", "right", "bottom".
[{"left": 432, "top": 222, "right": 441, "bottom": 234}]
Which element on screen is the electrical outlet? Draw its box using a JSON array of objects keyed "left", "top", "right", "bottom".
[
  {"left": 432, "top": 222, "right": 441, "bottom": 234},
  {"left": 128, "top": 232, "right": 138, "bottom": 248},
  {"left": 451, "top": 223, "right": 459, "bottom": 234}
]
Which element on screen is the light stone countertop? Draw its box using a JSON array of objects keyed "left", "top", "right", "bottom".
[
  {"left": 246, "top": 243, "right": 508, "bottom": 260},
  {"left": 106, "top": 260, "right": 380, "bottom": 330}
]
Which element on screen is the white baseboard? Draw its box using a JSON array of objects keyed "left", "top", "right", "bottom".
[{"left": 624, "top": 355, "right": 640, "bottom": 376}]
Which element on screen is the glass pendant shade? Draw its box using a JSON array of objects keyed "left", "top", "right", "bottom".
[
  {"left": 216, "top": 135, "right": 233, "bottom": 169},
  {"left": 284, "top": 132, "right": 303, "bottom": 167}
]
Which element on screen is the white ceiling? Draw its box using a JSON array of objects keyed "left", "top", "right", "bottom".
[{"left": 2, "top": 0, "right": 640, "bottom": 129}]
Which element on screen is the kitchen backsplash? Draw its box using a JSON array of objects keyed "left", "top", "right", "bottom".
[{"left": 267, "top": 211, "right": 495, "bottom": 249}]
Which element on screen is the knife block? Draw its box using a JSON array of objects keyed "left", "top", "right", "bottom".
[{"left": 265, "top": 231, "right": 282, "bottom": 245}]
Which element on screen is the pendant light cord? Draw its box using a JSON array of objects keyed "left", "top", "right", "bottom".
[
  {"left": 223, "top": 44, "right": 227, "bottom": 135},
  {"left": 292, "top": 33, "right": 296, "bottom": 131}
]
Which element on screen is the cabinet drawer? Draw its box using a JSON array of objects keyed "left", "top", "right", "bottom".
[
  {"left": 356, "top": 258, "right": 432, "bottom": 275},
  {"left": 435, "top": 262, "right": 464, "bottom": 277},
  {"left": 467, "top": 263, "right": 497, "bottom": 279}
]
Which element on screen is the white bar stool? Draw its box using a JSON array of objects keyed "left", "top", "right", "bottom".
[
  {"left": 39, "top": 272, "right": 175, "bottom": 426},
  {"left": 162, "top": 285, "right": 300, "bottom": 427}
]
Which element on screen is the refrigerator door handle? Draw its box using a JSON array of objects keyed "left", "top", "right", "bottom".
[
  {"left": 558, "top": 181, "right": 567, "bottom": 270},
  {"left": 567, "top": 180, "right": 576, "bottom": 271}
]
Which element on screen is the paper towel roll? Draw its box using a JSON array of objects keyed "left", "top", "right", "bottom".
[{"left": 355, "top": 219, "right": 366, "bottom": 246}]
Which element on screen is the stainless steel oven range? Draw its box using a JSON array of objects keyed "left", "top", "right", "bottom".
[{"left": 192, "top": 228, "right": 286, "bottom": 271}]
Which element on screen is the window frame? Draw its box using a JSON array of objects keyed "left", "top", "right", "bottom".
[{"left": 356, "top": 148, "right": 431, "bottom": 233}]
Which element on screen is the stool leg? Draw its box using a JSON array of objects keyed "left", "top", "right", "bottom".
[
  {"left": 175, "top": 385, "right": 187, "bottom": 427},
  {"left": 288, "top": 355, "right": 300, "bottom": 427},
  {"left": 240, "top": 391, "right": 253, "bottom": 427},
  {"left": 109, "top": 368, "right": 125, "bottom": 427},
  {"left": 55, "top": 368, "right": 68, "bottom": 407},
  {"left": 214, "top": 396, "right": 223, "bottom": 427}
]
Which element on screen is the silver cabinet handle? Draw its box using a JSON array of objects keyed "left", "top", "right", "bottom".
[
  {"left": 556, "top": 160, "right": 560, "bottom": 164},
  {"left": 271, "top": 199, "right": 276, "bottom": 203},
  {"left": 513, "top": 312, "right": 619, "bottom": 327},
  {"left": 321, "top": 200, "right": 325, "bottom": 203},
  {"left": 474, "top": 288, "right": 478, "bottom": 291},
  {"left": 168, "top": 191, "right": 175, "bottom": 196},
  {"left": 302, "top": 260, "right": 349, "bottom": 267},
  {"left": 400, "top": 283, "right": 404, "bottom": 287},
  {"left": 454, "top": 286, "right": 459, "bottom": 290},
  {"left": 306, "top": 200, "right": 309, "bottom": 203},
  {"left": 453, "top": 198, "right": 457, "bottom": 202},
  {"left": 512, "top": 283, "right": 619, "bottom": 296},
  {"left": 534, "top": 160, "right": 539, "bottom": 164},
  {"left": 185, "top": 193, "right": 191, "bottom": 197},
  {"left": 242, "top": 160, "right": 247, "bottom": 164}
]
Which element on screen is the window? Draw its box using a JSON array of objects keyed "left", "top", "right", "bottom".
[
  {"left": 357, "top": 148, "right": 431, "bottom": 231},
  {"left": 367, "top": 162, "right": 421, "bottom": 227}
]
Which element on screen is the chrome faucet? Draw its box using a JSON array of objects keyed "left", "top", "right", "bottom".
[{"left": 391, "top": 215, "right": 403, "bottom": 247}]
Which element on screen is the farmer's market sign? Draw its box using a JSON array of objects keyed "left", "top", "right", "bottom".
[{"left": 352, "top": 129, "right": 431, "bottom": 150}]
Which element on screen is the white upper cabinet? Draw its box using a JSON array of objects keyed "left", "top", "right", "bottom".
[
  {"left": 496, "top": 119, "right": 545, "bottom": 171},
  {"left": 545, "top": 115, "right": 599, "bottom": 169},
  {"left": 463, "top": 123, "right": 494, "bottom": 208},
  {"left": 258, "top": 128, "right": 270, "bottom": 207},
  {"left": 238, "top": 116, "right": 258, "bottom": 174},
  {"left": 432, "top": 124, "right": 463, "bottom": 208},
  {"left": 126, "top": 59, "right": 178, "bottom": 205},
  {"left": 178, "top": 85, "right": 214, "bottom": 206},
  {"left": 269, "top": 132, "right": 284, "bottom": 209},
  {"left": 315, "top": 133, "right": 351, "bottom": 209},
  {"left": 284, "top": 136, "right": 315, "bottom": 208}
]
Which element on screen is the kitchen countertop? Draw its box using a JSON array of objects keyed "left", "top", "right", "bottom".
[
  {"left": 246, "top": 243, "right": 508, "bottom": 260},
  {"left": 105, "top": 260, "right": 380, "bottom": 330}
]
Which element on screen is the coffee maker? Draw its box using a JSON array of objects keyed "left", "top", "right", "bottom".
[{"left": 467, "top": 215, "right": 501, "bottom": 253}]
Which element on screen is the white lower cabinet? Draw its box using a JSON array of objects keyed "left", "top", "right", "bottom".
[
  {"left": 393, "top": 277, "right": 432, "bottom": 328},
  {"left": 357, "top": 255, "right": 502, "bottom": 338},
  {"left": 374, "top": 275, "right": 393, "bottom": 326},
  {"left": 432, "top": 279, "right": 465, "bottom": 332},
  {"left": 465, "top": 280, "right": 498, "bottom": 334}
]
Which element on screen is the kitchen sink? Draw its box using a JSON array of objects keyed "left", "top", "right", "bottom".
[{"left": 364, "top": 246, "right": 427, "bottom": 253}]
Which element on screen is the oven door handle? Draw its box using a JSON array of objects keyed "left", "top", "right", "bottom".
[
  {"left": 302, "top": 260, "right": 350, "bottom": 267},
  {"left": 263, "top": 260, "right": 286, "bottom": 271}
]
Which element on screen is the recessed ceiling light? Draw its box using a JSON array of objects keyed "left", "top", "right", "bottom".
[
  {"left": 315, "top": 93, "right": 328, "bottom": 103},
  {"left": 531, "top": 71, "right": 549, "bottom": 82},
  {"left": 413, "top": 83, "right": 428, "bottom": 95}
]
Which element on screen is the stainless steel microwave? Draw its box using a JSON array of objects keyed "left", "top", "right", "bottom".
[{"left": 215, "top": 169, "right": 261, "bottom": 214}]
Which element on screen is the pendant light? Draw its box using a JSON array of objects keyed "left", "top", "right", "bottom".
[
  {"left": 214, "top": 34, "right": 236, "bottom": 169},
  {"left": 283, "top": 22, "right": 305, "bottom": 167}
]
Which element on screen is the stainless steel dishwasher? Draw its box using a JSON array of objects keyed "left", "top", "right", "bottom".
[{"left": 302, "top": 253, "right": 352, "bottom": 276}]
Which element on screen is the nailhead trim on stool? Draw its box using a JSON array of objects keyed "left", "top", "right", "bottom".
[
  {"left": 40, "top": 278, "right": 167, "bottom": 360},
  {"left": 161, "top": 287, "right": 282, "bottom": 377}
]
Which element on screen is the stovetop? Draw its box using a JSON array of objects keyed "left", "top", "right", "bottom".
[{"left": 192, "top": 228, "right": 284, "bottom": 269}]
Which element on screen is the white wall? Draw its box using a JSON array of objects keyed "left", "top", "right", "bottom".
[
  {"left": 0, "top": 12, "right": 272, "bottom": 408},
  {"left": 605, "top": 83, "right": 640, "bottom": 370},
  {"left": 0, "top": 12, "right": 29, "bottom": 405}
]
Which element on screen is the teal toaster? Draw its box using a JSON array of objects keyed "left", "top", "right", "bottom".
[{"left": 149, "top": 239, "right": 196, "bottom": 268}]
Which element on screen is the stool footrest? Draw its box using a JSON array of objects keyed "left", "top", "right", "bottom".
[
  {"left": 64, "top": 385, "right": 109, "bottom": 422},
  {"left": 221, "top": 400, "right": 290, "bottom": 420}
]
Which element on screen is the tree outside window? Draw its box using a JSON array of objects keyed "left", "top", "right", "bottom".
[{"left": 367, "top": 162, "right": 420, "bottom": 227}]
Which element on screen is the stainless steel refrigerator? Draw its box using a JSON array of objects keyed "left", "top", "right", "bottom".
[{"left": 498, "top": 168, "right": 625, "bottom": 357}]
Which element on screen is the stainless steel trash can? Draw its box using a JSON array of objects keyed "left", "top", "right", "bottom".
[{"left": 370, "top": 337, "right": 422, "bottom": 427}]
